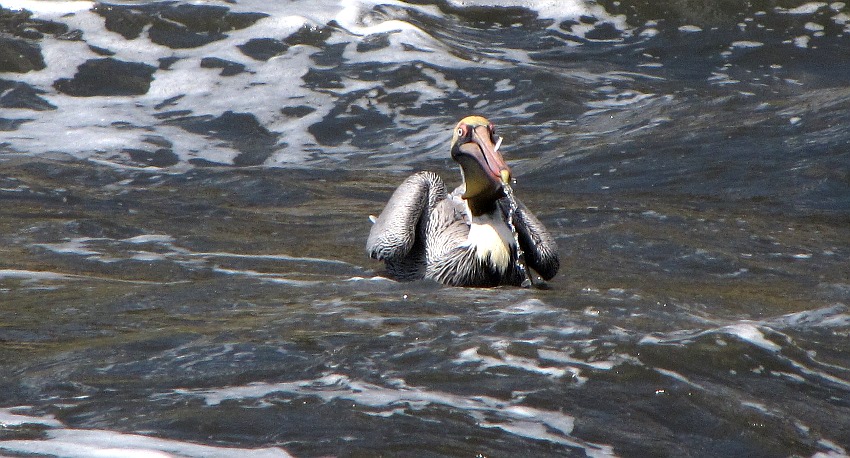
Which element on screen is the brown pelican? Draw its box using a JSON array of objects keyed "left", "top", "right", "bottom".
[{"left": 366, "top": 115, "right": 559, "bottom": 287}]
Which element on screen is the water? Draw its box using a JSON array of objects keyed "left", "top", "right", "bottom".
[
  {"left": 502, "top": 182, "right": 534, "bottom": 288},
  {"left": 1, "top": 0, "right": 849, "bottom": 456}
]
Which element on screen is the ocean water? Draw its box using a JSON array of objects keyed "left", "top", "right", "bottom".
[{"left": 1, "top": 0, "right": 849, "bottom": 456}]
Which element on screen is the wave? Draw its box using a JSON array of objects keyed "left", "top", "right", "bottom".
[{"left": 0, "top": 407, "right": 293, "bottom": 458}]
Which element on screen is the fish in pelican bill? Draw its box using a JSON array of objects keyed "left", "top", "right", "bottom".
[{"left": 366, "top": 116, "right": 559, "bottom": 287}]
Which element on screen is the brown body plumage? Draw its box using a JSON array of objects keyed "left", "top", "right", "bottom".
[{"left": 366, "top": 116, "right": 559, "bottom": 287}]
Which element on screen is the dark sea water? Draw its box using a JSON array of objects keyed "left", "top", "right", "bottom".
[{"left": 1, "top": 0, "right": 849, "bottom": 456}]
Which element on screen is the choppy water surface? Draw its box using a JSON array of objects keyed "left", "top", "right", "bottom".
[{"left": 2, "top": 0, "right": 849, "bottom": 456}]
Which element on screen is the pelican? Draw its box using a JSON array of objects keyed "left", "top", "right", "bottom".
[{"left": 366, "top": 115, "right": 559, "bottom": 287}]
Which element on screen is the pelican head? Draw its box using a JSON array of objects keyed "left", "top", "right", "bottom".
[{"left": 450, "top": 116, "right": 511, "bottom": 214}]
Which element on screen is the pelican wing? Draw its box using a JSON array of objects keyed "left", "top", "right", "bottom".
[
  {"left": 504, "top": 198, "right": 560, "bottom": 281},
  {"left": 367, "top": 171, "right": 447, "bottom": 261}
]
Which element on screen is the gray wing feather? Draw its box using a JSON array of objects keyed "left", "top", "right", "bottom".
[{"left": 366, "top": 171, "right": 447, "bottom": 261}]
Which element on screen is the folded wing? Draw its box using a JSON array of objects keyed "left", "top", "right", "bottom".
[{"left": 367, "top": 171, "right": 447, "bottom": 262}]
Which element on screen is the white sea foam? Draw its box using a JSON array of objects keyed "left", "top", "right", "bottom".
[
  {"left": 678, "top": 25, "right": 703, "bottom": 33},
  {"left": 3, "top": 1, "right": 329, "bottom": 165},
  {"left": 496, "top": 298, "right": 556, "bottom": 315},
  {"left": 655, "top": 368, "right": 707, "bottom": 390},
  {"left": 124, "top": 235, "right": 176, "bottom": 244},
  {"left": 794, "top": 35, "right": 812, "bottom": 48},
  {"left": 538, "top": 348, "right": 617, "bottom": 370},
  {"left": 3, "top": 0, "right": 627, "bottom": 167},
  {"left": 446, "top": 0, "right": 588, "bottom": 23},
  {"left": 454, "top": 344, "right": 577, "bottom": 379},
  {"left": 35, "top": 235, "right": 354, "bottom": 270},
  {"left": 176, "top": 373, "right": 615, "bottom": 456},
  {"left": 805, "top": 21, "right": 826, "bottom": 31},
  {"left": 722, "top": 323, "right": 781, "bottom": 352},
  {"left": 0, "top": 408, "right": 63, "bottom": 427},
  {"left": 814, "top": 440, "right": 850, "bottom": 457},
  {"left": 586, "top": 89, "right": 655, "bottom": 110},
  {"left": 768, "top": 304, "right": 850, "bottom": 329},
  {"left": 0, "top": 269, "right": 69, "bottom": 281},
  {"left": 129, "top": 251, "right": 168, "bottom": 262},
  {"left": 2, "top": 0, "right": 94, "bottom": 14},
  {"left": 731, "top": 40, "right": 765, "bottom": 48},
  {"left": 640, "top": 323, "right": 782, "bottom": 352},
  {"left": 0, "top": 408, "right": 293, "bottom": 458},
  {"left": 784, "top": 2, "right": 828, "bottom": 14},
  {"left": 211, "top": 267, "right": 321, "bottom": 285},
  {"left": 35, "top": 237, "right": 103, "bottom": 256}
]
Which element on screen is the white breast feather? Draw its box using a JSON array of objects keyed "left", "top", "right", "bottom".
[{"left": 466, "top": 214, "right": 514, "bottom": 273}]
